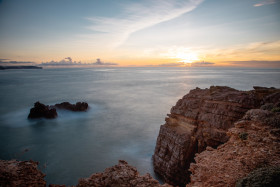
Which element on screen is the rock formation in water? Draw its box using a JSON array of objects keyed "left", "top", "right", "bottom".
[
  {"left": 0, "top": 160, "right": 170, "bottom": 187},
  {"left": 54, "top": 102, "right": 88, "bottom": 112},
  {"left": 28, "top": 101, "right": 89, "bottom": 119},
  {"left": 5, "top": 86, "right": 280, "bottom": 186},
  {"left": 188, "top": 107, "right": 280, "bottom": 186},
  {"left": 153, "top": 86, "right": 280, "bottom": 186},
  {"left": 0, "top": 160, "right": 46, "bottom": 186},
  {"left": 28, "top": 101, "right": 57, "bottom": 119},
  {"left": 77, "top": 160, "right": 171, "bottom": 187}
]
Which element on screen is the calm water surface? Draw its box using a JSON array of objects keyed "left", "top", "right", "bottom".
[{"left": 0, "top": 67, "right": 279, "bottom": 185}]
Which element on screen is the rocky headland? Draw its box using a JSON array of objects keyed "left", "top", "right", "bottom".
[
  {"left": 1, "top": 86, "right": 279, "bottom": 186},
  {"left": 153, "top": 86, "right": 280, "bottom": 186},
  {"left": 0, "top": 66, "right": 42, "bottom": 70}
]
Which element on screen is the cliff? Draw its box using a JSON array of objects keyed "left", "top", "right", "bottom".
[
  {"left": 153, "top": 86, "right": 280, "bottom": 186},
  {"left": 188, "top": 108, "right": 280, "bottom": 186},
  {"left": 0, "top": 160, "right": 46, "bottom": 186}
]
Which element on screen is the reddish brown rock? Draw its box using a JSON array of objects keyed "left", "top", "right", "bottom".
[
  {"left": 77, "top": 160, "right": 171, "bottom": 187},
  {"left": 188, "top": 108, "right": 280, "bottom": 187},
  {"left": 0, "top": 159, "right": 168, "bottom": 187},
  {"left": 153, "top": 86, "right": 280, "bottom": 186},
  {"left": 0, "top": 160, "right": 46, "bottom": 187}
]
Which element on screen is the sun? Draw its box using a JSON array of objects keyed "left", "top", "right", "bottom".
[{"left": 176, "top": 52, "right": 199, "bottom": 64}]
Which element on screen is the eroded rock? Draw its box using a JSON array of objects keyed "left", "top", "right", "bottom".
[
  {"left": 153, "top": 86, "right": 280, "bottom": 186},
  {"left": 54, "top": 102, "right": 88, "bottom": 112},
  {"left": 188, "top": 109, "right": 280, "bottom": 187},
  {"left": 28, "top": 101, "right": 89, "bottom": 119},
  {"left": 77, "top": 160, "right": 171, "bottom": 187},
  {"left": 0, "top": 160, "right": 46, "bottom": 187}
]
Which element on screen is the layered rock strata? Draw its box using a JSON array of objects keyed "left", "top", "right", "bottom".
[
  {"left": 0, "top": 160, "right": 46, "bottom": 186},
  {"left": 153, "top": 86, "right": 279, "bottom": 186},
  {"left": 188, "top": 108, "right": 280, "bottom": 186}
]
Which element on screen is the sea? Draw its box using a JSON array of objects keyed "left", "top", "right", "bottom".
[{"left": 0, "top": 67, "right": 279, "bottom": 185}]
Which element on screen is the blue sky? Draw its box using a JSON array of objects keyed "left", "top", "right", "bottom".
[{"left": 0, "top": 0, "right": 279, "bottom": 67}]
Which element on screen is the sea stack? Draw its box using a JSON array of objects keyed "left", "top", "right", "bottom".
[{"left": 28, "top": 102, "right": 57, "bottom": 119}]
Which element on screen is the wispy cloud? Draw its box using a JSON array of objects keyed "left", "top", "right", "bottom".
[
  {"left": 254, "top": 0, "right": 277, "bottom": 7},
  {"left": 41, "top": 57, "right": 118, "bottom": 66},
  {"left": 191, "top": 61, "right": 215, "bottom": 66},
  {"left": 85, "top": 0, "right": 204, "bottom": 48},
  {"left": 203, "top": 40, "right": 280, "bottom": 62}
]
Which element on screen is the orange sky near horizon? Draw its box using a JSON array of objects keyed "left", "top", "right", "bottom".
[{"left": 0, "top": 0, "right": 279, "bottom": 68}]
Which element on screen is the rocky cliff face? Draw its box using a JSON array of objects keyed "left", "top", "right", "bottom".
[
  {"left": 153, "top": 86, "right": 279, "bottom": 186},
  {"left": 188, "top": 108, "right": 280, "bottom": 187},
  {"left": 0, "top": 160, "right": 46, "bottom": 187}
]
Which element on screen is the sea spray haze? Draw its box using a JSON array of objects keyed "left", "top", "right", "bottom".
[{"left": 0, "top": 67, "right": 280, "bottom": 185}]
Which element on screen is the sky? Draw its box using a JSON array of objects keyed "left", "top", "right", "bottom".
[{"left": 0, "top": 0, "right": 279, "bottom": 67}]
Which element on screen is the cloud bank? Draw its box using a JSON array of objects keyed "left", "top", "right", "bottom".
[
  {"left": 158, "top": 62, "right": 186, "bottom": 67},
  {"left": 191, "top": 61, "right": 215, "bottom": 66},
  {"left": 85, "top": 0, "right": 204, "bottom": 47},
  {"left": 41, "top": 57, "right": 118, "bottom": 66},
  {"left": 154, "top": 61, "right": 215, "bottom": 67}
]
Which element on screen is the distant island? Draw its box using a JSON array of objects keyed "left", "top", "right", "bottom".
[{"left": 0, "top": 66, "right": 42, "bottom": 70}]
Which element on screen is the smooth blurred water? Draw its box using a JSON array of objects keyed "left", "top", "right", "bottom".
[{"left": 0, "top": 67, "right": 279, "bottom": 185}]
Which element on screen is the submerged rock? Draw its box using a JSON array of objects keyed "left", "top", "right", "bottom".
[
  {"left": 28, "top": 101, "right": 57, "bottom": 119},
  {"left": 54, "top": 102, "right": 88, "bottom": 112},
  {"left": 0, "top": 160, "right": 46, "bottom": 187},
  {"left": 153, "top": 86, "right": 280, "bottom": 186}
]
